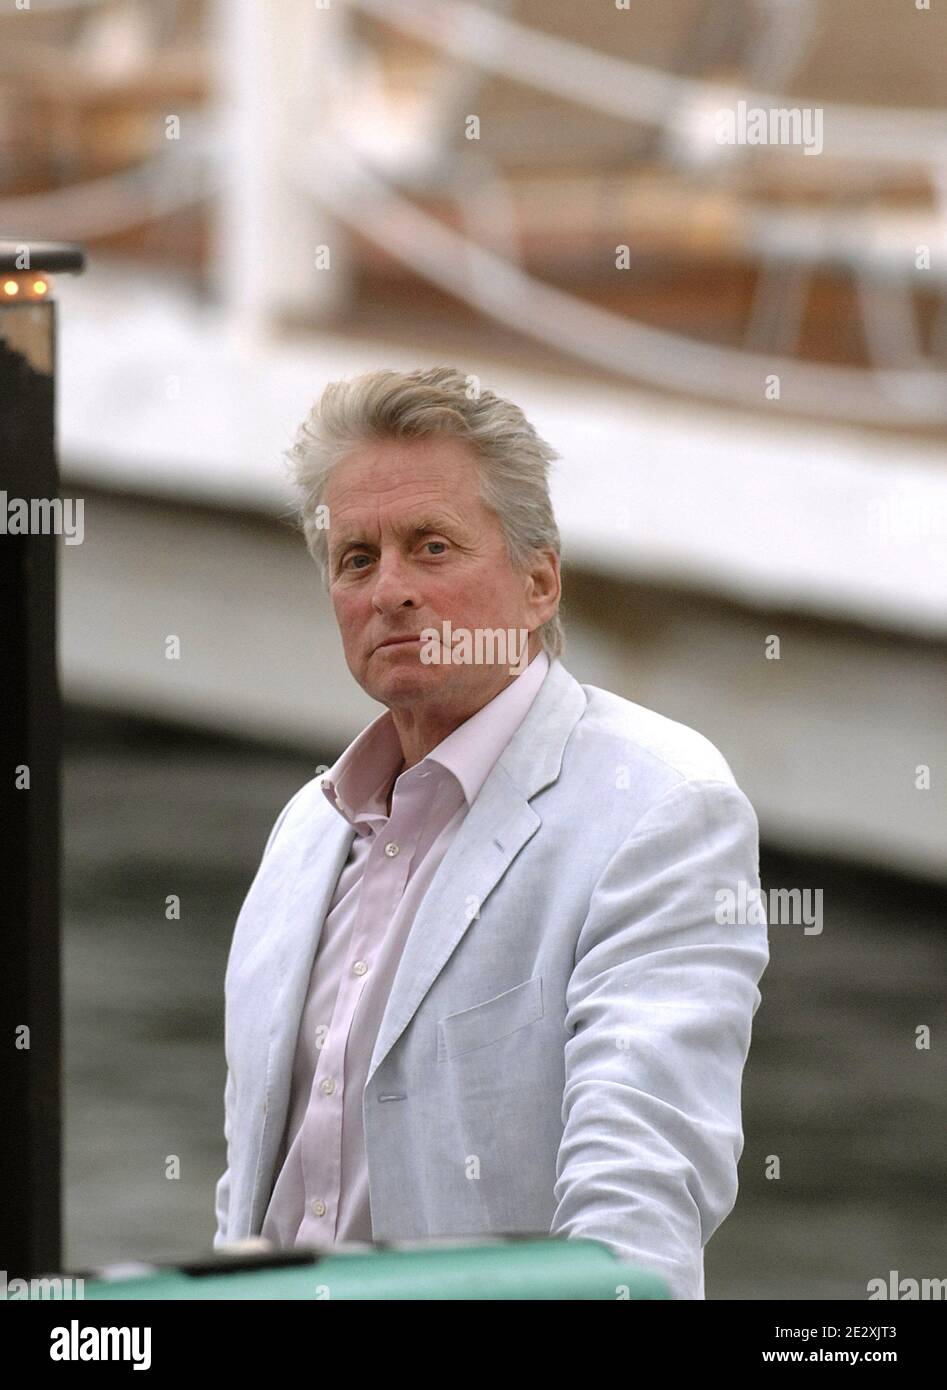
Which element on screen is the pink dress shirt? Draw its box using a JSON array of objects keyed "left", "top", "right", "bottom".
[{"left": 260, "top": 648, "right": 550, "bottom": 1249}]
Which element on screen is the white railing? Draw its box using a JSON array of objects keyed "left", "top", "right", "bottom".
[
  {"left": 2, "top": 0, "right": 945, "bottom": 424},
  {"left": 289, "top": 132, "right": 947, "bottom": 426},
  {"left": 350, "top": 0, "right": 947, "bottom": 168}
]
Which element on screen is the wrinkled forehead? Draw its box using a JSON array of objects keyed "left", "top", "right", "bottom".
[{"left": 325, "top": 441, "right": 487, "bottom": 555}]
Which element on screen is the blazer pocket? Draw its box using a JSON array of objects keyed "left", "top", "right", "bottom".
[{"left": 437, "top": 976, "right": 544, "bottom": 1061}]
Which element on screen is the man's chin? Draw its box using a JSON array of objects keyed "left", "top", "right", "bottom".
[{"left": 361, "top": 654, "right": 451, "bottom": 702}]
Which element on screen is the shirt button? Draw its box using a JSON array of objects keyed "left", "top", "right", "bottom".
[
  {"left": 311, "top": 1199, "right": 326, "bottom": 1217},
  {"left": 384, "top": 841, "right": 400, "bottom": 857},
  {"left": 321, "top": 1077, "right": 335, "bottom": 1095},
  {"left": 353, "top": 960, "right": 368, "bottom": 976}
]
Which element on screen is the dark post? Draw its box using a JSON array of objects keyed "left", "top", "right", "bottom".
[{"left": 0, "top": 240, "right": 85, "bottom": 1278}]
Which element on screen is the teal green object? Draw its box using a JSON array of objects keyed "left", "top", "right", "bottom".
[{"left": 73, "top": 1239, "right": 671, "bottom": 1300}]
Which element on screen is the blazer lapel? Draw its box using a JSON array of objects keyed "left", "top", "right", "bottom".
[{"left": 366, "top": 657, "right": 587, "bottom": 1085}]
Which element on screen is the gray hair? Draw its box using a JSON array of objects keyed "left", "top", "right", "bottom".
[{"left": 284, "top": 365, "right": 565, "bottom": 661}]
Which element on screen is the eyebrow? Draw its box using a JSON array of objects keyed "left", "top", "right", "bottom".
[{"left": 330, "top": 517, "right": 459, "bottom": 562}]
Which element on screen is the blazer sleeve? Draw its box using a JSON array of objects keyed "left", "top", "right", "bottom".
[
  {"left": 212, "top": 781, "right": 311, "bottom": 1249},
  {"left": 550, "top": 776, "right": 769, "bottom": 1299}
]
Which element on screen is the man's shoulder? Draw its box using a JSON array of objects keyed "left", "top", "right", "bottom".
[
  {"left": 543, "top": 671, "right": 759, "bottom": 867},
  {"left": 567, "top": 676, "right": 740, "bottom": 797}
]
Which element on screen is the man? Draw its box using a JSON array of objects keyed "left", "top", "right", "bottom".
[{"left": 213, "top": 366, "right": 769, "bottom": 1299}]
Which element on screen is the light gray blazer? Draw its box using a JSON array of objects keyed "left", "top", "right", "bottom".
[{"left": 213, "top": 657, "right": 769, "bottom": 1298}]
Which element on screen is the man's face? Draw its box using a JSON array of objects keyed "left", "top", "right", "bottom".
[{"left": 325, "top": 435, "right": 557, "bottom": 715}]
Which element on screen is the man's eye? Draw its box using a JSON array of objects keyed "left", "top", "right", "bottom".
[{"left": 342, "top": 541, "right": 447, "bottom": 570}]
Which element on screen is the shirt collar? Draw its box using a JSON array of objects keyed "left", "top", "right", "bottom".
[{"left": 322, "top": 649, "right": 550, "bottom": 832}]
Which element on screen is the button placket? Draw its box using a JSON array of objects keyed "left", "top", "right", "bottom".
[{"left": 298, "top": 763, "right": 435, "bottom": 1246}]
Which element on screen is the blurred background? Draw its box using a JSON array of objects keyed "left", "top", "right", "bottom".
[{"left": 2, "top": 0, "right": 945, "bottom": 1297}]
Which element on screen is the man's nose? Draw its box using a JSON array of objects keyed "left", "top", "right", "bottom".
[{"left": 371, "top": 553, "right": 418, "bottom": 614}]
